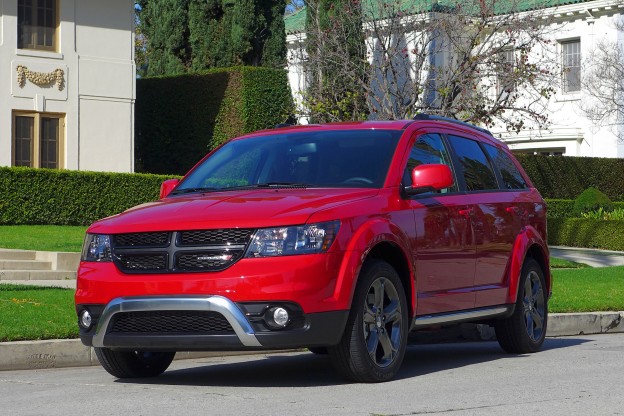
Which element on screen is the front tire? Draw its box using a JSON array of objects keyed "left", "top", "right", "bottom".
[
  {"left": 329, "top": 260, "right": 408, "bottom": 382},
  {"left": 496, "top": 258, "right": 548, "bottom": 353},
  {"left": 94, "top": 348, "right": 175, "bottom": 378}
]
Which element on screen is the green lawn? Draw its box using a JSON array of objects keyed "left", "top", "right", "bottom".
[
  {"left": 550, "top": 265, "right": 624, "bottom": 313},
  {"left": 0, "top": 225, "right": 87, "bottom": 252},
  {"left": 0, "top": 284, "right": 77, "bottom": 342},
  {"left": 550, "top": 257, "right": 589, "bottom": 269}
]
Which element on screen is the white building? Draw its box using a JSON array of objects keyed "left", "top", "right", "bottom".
[
  {"left": 285, "top": 0, "right": 624, "bottom": 158},
  {"left": 0, "top": 0, "right": 135, "bottom": 172}
]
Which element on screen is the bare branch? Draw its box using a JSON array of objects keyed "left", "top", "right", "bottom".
[
  {"left": 293, "top": 0, "right": 561, "bottom": 131},
  {"left": 580, "top": 21, "right": 624, "bottom": 141}
]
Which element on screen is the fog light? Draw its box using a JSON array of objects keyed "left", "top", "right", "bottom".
[
  {"left": 270, "top": 307, "right": 290, "bottom": 328},
  {"left": 80, "top": 310, "right": 92, "bottom": 330}
]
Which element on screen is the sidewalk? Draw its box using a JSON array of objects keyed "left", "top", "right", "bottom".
[{"left": 550, "top": 246, "right": 624, "bottom": 267}]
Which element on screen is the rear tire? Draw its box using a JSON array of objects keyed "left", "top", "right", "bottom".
[
  {"left": 94, "top": 348, "right": 175, "bottom": 378},
  {"left": 496, "top": 258, "right": 548, "bottom": 354},
  {"left": 329, "top": 259, "right": 408, "bottom": 383}
]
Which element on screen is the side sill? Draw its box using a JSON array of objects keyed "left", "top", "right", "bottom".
[{"left": 412, "top": 305, "right": 514, "bottom": 329}]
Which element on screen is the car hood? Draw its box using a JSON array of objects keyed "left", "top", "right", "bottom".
[{"left": 88, "top": 188, "right": 378, "bottom": 234}]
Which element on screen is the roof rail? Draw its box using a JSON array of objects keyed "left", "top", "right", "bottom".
[
  {"left": 275, "top": 123, "right": 294, "bottom": 129},
  {"left": 412, "top": 113, "right": 493, "bottom": 136}
]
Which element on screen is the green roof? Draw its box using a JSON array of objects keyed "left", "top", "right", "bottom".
[
  {"left": 284, "top": 0, "right": 598, "bottom": 34},
  {"left": 284, "top": 7, "right": 306, "bottom": 34}
]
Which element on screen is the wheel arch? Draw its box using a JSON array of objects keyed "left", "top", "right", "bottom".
[
  {"left": 506, "top": 226, "right": 551, "bottom": 304},
  {"left": 331, "top": 218, "right": 415, "bottom": 319}
]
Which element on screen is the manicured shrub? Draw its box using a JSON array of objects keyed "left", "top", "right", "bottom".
[
  {"left": 516, "top": 154, "right": 624, "bottom": 201},
  {"left": 548, "top": 218, "right": 624, "bottom": 251},
  {"left": 0, "top": 167, "right": 178, "bottom": 226},
  {"left": 572, "top": 187, "right": 613, "bottom": 217},
  {"left": 546, "top": 199, "right": 624, "bottom": 219},
  {"left": 135, "top": 66, "right": 293, "bottom": 175},
  {"left": 545, "top": 199, "right": 574, "bottom": 219}
]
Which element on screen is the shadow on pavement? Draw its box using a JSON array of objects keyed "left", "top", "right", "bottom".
[{"left": 115, "top": 337, "right": 589, "bottom": 388}]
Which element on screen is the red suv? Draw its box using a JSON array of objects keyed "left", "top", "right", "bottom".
[{"left": 76, "top": 115, "right": 549, "bottom": 382}]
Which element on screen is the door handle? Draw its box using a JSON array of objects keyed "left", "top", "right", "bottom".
[{"left": 458, "top": 208, "right": 473, "bottom": 217}]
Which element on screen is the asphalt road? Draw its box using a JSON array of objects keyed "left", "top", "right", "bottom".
[{"left": 1, "top": 334, "right": 623, "bottom": 416}]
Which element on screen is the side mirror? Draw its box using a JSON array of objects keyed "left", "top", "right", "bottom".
[
  {"left": 159, "top": 179, "right": 180, "bottom": 199},
  {"left": 405, "top": 164, "right": 454, "bottom": 196}
]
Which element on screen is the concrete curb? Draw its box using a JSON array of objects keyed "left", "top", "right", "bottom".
[
  {"left": 1, "top": 311, "right": 622, "bottom": 372},
  {"left": 548, "top": 311, "right": 624, "bottom": 336},
  {"left": 0, "top": 340, "right": 290, "bottom": 371}
]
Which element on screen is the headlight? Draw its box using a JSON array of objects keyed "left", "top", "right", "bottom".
[
  {"left": 81, "top": 234, "right": 112, "bottom": 262},
  {"left": 245, "top": 221, "right": 340, "bottom": 258}
]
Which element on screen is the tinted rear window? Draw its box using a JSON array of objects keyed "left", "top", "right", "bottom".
[
  {"left": 484, "top": 144, "right": 529, "bottom": 190},
  {"left": 447, "top": 135, "right": 498, "bottom": 191}
]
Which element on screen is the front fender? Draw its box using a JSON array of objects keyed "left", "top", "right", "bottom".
[
  {"left": 505, "top": 225, "right": 550, "bottom": 304},
  {"left": 326, "top": 218, "right": 415, "bottom": 315}
]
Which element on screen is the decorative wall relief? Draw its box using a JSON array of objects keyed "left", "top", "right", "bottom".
[{"left": 16, "top": 65, "right": 65, "bottom": 91}]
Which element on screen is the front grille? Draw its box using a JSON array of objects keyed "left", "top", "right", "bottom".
[
  {"left": 111, "top": 229, "right": 254, "bottom": 274},
  {"left": 114, "top": 232, "right": 169, "bottom": 247},
  {"left": 179, "top": 229, "right": 254, "bottom": 246},
  {"left": 116, "top": 254, "right": 167, "bottom": 271},
  {"left": 109, "top": 311, "right": 234, "bottom": 334}
]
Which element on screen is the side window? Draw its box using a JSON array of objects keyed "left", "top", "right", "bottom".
[
  {"left": 403, "top": 133, "right": 457, "bottom": 193},
  {"left": 484, "top": 144, "right": 528, "bottom": 190},
  {"left": 447, "top": 135, "right": 498, "bottom": 191}
]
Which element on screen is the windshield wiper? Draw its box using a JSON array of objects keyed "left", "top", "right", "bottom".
[
  {"left": 258, "top": 182, "right": 310, "bottom": 188},
  {"left": 222, "top": 182, "right": 311, "bottom": 190},
  {"left": 170, "top": 187, "right": 219, "bottom": 195},
  {"left": 172, "top": 183, "right": 311, "bottom": 195}
]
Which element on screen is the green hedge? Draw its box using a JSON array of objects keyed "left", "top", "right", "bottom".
[
  {"left": 136, "top": 66, "right": 294, "bottom": 176},
  {"left": 546, "top": 199, "right": 624, "bottom": 219},
  {"left": 548, "top": 218, "right": 624, "bottom": 251},
  {"left": 516, "top": 154, "right": 624, "bottom": 201},
  {"left": 0, "top": 167, "right": 176, "bottom": 226}
]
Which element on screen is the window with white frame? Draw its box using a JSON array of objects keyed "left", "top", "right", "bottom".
[{"left": 561, "top": 40, "right": 580, "bottom": 93}]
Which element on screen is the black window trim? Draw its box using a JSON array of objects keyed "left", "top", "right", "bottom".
[
  {"left": 401, "top": 132, "right": 465, "bottom": 200},
  {"left": 401, "top": 128, "right": 531, "bottom": 197}
]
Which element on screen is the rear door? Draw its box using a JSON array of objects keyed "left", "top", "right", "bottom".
[
  {"left": 473, "top": 143, "right": 535, "bottom": 307},
  {"left": 446, "top": 136, "right": 530, "bottom": 308}
]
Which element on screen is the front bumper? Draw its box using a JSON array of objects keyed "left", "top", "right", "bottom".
[{"left": 78, "top": 295, "right": 348, "bottom": 351}]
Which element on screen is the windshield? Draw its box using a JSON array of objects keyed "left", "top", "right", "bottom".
[{"left": 173, "top": 129, "right": 402, "bottom": 194}]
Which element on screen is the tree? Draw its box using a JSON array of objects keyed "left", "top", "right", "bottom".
[
  {"left": 580, "top": 21, "right": 624, "bottom": 141},
  {"left": 138, "top": 0, "right": 191, "bottom": 76},
  {"left": 135, "top": 6, "right": 149, "bottom": 77},
  {"left": 137, "top": 0, "right": 287, "bottom": 76},
  {"left": 295, "top": 0, "right": 561, "bottom": 131},
  {"left": 304, "top": 0, "right": 368, "bottom": 122}
]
